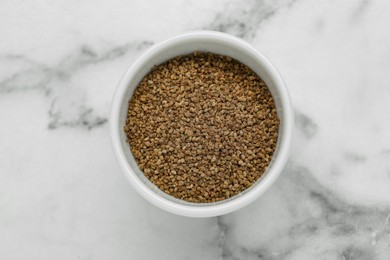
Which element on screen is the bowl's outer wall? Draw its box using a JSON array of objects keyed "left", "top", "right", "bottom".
[{"left": 110, "top": 31, "right": 293, "bottom": 217}]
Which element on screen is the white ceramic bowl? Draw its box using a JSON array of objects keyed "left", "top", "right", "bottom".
[{"left": 110, "top": 31, "right": 293, "bottom": 218}]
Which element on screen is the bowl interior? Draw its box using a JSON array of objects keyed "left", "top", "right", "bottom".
[{"left": 116, "top": 34, "right": 288, "bottom": 209}]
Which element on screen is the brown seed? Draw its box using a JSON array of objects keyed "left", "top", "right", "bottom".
[{"left": 125, "top": 52, "right": 279, "bottom": 203}]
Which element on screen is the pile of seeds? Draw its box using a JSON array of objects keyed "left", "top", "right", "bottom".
[{"left": 124, "top": 52, "right": 279, "bottom": 203}]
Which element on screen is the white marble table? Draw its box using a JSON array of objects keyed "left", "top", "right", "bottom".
[{"left": 1, "top": 0, "right": 390, "bottom": 259}]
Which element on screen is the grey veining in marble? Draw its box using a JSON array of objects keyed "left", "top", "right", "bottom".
[{"left": 1, "top": 0, "right": 390, "bottom": 259}]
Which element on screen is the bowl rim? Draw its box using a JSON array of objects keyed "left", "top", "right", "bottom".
[{"left": 110, "top": 30, "right": 293, "bottom": 217}]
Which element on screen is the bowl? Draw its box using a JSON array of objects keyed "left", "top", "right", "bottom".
[{"left": 110, "top": 31, "right": 293, "bottom": 217}]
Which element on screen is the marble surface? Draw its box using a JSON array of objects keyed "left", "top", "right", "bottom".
[{"left": 1, "top": 0, "right": 390, "bottom": 259}]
